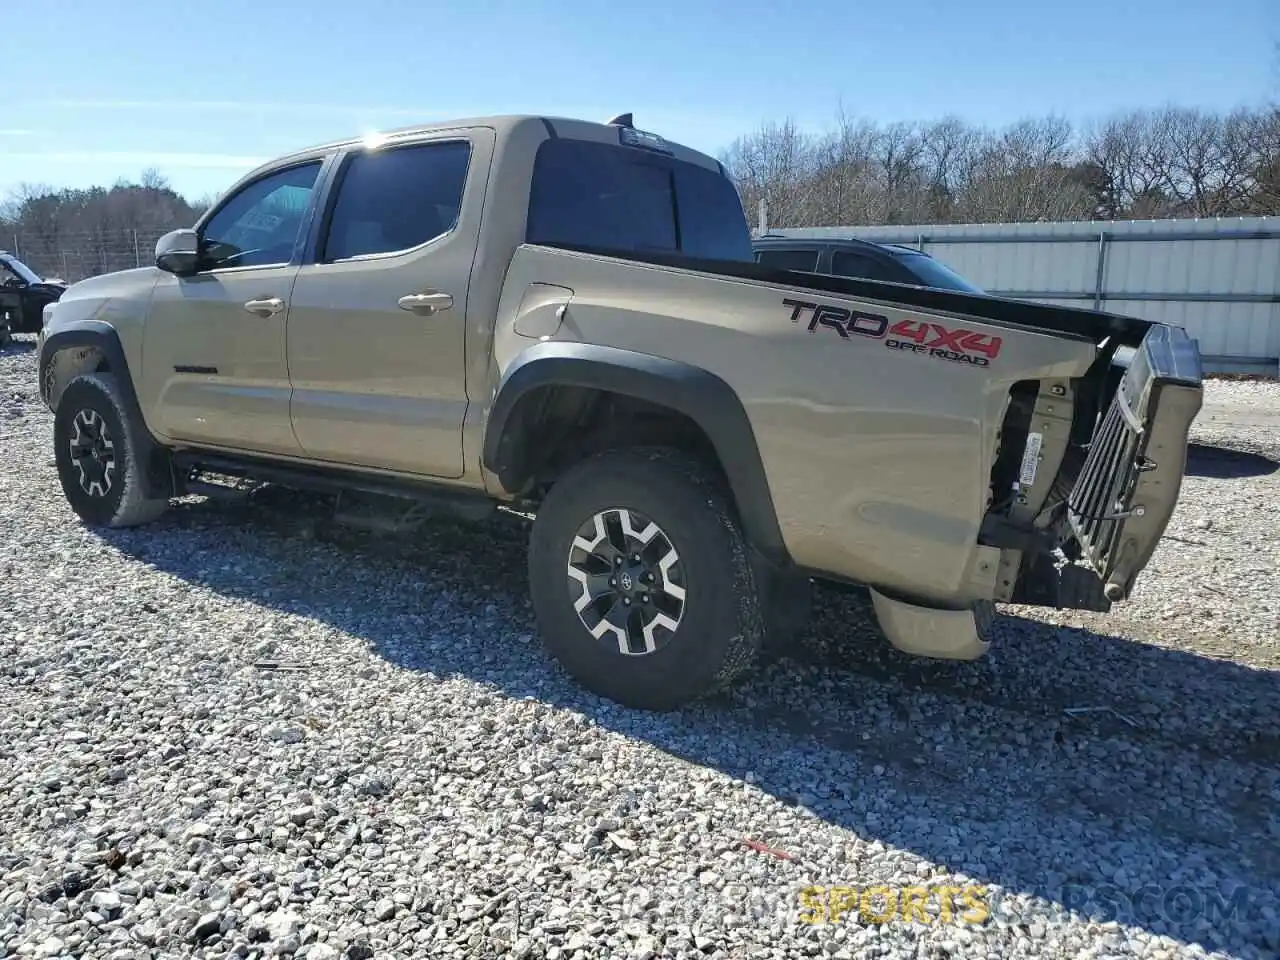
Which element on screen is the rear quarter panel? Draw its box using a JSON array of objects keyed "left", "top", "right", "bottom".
[{"left": 494, "top": 245, "right": 1098, "bottom": 604}]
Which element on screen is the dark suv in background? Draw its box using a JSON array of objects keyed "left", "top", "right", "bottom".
[
  {"left": 1, "top": 251, "right": 67, "bottom": 341},
  {"left": 751, "top": 234, "right": 983, "bottom": 293}
]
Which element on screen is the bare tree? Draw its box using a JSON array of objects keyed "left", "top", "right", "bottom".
[
  {"left": 719, "top": 119, "right": 818, "bottom": 231},
  {"left": 1, "top": 174, "right": 204, "bottom": 280}
]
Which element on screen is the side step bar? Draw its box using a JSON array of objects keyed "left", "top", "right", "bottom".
[{"left": 173, "top": 451, "right": 496, "bottom": 523}]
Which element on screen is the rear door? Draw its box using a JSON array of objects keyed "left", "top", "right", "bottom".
[{"left": 285, "top": 128, "right": 494, "bottom": 478}]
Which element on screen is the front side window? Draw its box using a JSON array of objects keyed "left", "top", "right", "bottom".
[
  {"left": 200, "top": 161, "right": 322, "bottom": 270},
  {"left": 322, "top": 140, "right": 472, "bottom": 261}
]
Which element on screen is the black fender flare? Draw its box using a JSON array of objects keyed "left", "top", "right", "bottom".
[
  {"left": 39, "top": 320, "right": 173, "bottom": 499},
  {"left": 482, "top": 341, "right": 791, "bottom": 566}
]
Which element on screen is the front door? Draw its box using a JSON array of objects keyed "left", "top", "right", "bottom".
[
  {"left": 140, "top": 160, "right": 325, "bottom": 455},
  {"left": 285, "top": 129, "right": 493, "bottom": 478}
]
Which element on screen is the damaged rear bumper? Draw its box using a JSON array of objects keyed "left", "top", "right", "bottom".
[
  {"left": 869, "top": 323, "right": 1201, "bottom": 658},
  {"left": 1066, "top": 323, "right": 1203, "bottom": 601}
]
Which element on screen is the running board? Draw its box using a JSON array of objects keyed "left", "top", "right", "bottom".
[
  {"left": 870, "top": 589, "right": 993, "bottom": 660},
  {"left": 174, "top": 451, "right": 495, "bottom": 523}
]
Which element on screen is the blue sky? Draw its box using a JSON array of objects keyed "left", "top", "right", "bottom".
[{"left": 2, "top": 0, "right": 1276, "bottom": 202}]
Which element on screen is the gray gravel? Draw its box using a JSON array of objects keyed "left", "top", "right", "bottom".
[{"left": 2, "top": 334, "right": 1278, "bottom": 960}]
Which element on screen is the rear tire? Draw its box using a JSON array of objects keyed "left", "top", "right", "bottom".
[
  {"left": 527, "top": 447, "right": 764, "bottom": 711},
  {"left": 53, "top": 373, "right": 170, "bottom": 528}
]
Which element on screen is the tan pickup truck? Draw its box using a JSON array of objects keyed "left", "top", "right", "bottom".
[{"left": 37, "top": 112, "right": 1203, "bottom": 710}]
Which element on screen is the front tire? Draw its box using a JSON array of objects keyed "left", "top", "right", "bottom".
[
  {"left": 528, "top": 447, "right": 764, "bottom": 711},
  {"left": 53, "top": 373, "right": 169, "bottom": 528}
]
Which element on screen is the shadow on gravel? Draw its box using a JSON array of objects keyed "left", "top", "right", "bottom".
[
  {"left": 102, "top": 490, "right": 1280, "bottom": 958},
  {"left": 1185, "top": 442, "right": 1278, "bottom": 479}
]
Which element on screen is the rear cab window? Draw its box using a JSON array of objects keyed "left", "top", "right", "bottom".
[{"left": 526, "top": 137, "right": 753, "bottom": 262}]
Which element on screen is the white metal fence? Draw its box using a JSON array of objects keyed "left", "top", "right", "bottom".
[{"left": 764, "top": 216, "right": 1280, "bottom": 376}]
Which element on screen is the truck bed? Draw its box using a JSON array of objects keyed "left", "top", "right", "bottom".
[
  {"left": 494, "top": 241, "right": 1202, "bottom": 613},
  {"left": 537, "top": 242, "right": 1155, "bottom": 348}
]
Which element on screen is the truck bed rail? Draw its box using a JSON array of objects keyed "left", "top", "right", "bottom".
[{"left": 534, "top": 242, "right": 1157, "bottom": 348}]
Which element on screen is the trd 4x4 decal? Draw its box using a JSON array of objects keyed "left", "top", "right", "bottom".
[{"left": 783, "top": 298, "right": 1003, "bottom": 367}]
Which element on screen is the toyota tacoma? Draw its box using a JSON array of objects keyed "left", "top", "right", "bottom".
[{"left": 37, "top": 112, "right": 1204, "bottom": 710}]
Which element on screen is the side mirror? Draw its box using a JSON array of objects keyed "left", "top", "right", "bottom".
[{"left": 155, "top": 228, "right": 200, "bottom": 276}]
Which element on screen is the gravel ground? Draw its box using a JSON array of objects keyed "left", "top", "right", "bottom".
[{"left": 1, "top": 335, "right": 1278, "bottom": 960}]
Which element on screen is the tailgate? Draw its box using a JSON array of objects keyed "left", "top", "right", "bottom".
[{"left": 1067, "top": 323, "right": 1203, "bottom": 601}]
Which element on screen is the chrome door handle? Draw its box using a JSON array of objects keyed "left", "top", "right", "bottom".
[
  {"left": 397, "top": 291, "right": 453, "bottom": 314},
  {"left": 243, "top": 297, "right": 285, "bottom": 317}
]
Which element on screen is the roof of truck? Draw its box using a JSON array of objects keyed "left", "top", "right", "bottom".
[
  {"left": 269, "top": 114, "right": 723, "bottom": 172},
  {"left": 291, "top": 114, "right": 544, "bottom": 155}
]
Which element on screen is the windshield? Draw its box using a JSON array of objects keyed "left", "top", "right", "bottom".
[
  {"left": 891, "top": 251, "right": 983, "bottom": 293},
  {"left": 0, "top": 254, "right": 42, "bottom": 285}
]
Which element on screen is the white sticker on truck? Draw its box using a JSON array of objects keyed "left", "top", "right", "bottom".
[{"left": 1018, "top": 432, "right": 1044, "bottom": 488}]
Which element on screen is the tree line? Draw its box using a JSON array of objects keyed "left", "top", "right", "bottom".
[
  {"left": 2, "top": 103, "right": 1278, "bottom": 282},
  {"left": 0, "top": 170, "right": 211, "bottom": 279},
  {"left": 719, "top": 104, "right": 1280, "bottom": 228}
]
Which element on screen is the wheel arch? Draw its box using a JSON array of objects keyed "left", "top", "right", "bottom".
[
  {"left": 482, "top": 341, "right": 791, "bottom": 567},
  {"left": 40, "top": 321, "right": 173, "bottom": 499}
]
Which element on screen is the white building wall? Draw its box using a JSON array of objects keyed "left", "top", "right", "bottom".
[{"left": 765, "top": 217, "right": 1280, "bottom": 375}]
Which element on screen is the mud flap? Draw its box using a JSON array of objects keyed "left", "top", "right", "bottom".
[{"left": 870, "top": 589, "right": 992, "bottom": 660}]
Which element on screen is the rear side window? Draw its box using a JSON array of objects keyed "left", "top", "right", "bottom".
[
  {"left": 526, "top": 138, "right": 753, "bottom": 262},
  {"left": 755, "top": 248, "right": 819, "bottom": 271},
  {"left": 830, "top": 250, "right": 902, "bottom": 284},
  {"left": 322, "top": 140, "right": 471, "bottom": 261}
]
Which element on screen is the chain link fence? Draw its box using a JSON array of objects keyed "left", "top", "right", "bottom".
[{"left": 3, "top": 228, "right": 176, "bottom": 283}]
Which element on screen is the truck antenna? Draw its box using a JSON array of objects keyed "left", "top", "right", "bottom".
[{"left": 606, "top": 113, "right": 634, "bottom": 128}]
